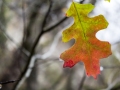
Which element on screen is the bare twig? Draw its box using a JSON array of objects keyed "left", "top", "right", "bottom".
[
  {"left": 43, "top": 17, "right": 68, "bottom": 33},
  {"left": 0, "top": 80, "right": 20, "bottom": 85}
]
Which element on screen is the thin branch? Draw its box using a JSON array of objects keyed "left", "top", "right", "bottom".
[
  {"left": 13, "top": 0, "right": 52, "bottom": 90},
  {"left": 0, "top": 80, "right": 20, "bottom": 89},
  {"left": 0, "top": 21, "right": 18, "bottom": 47},
  {"left": 0, "top": 80, "right": 20, "bottom": 85},
  {"left": 41, "top": 1, "right": 52, "bottom": 30},
  {"left": 43, "top": 17, "right": 68, "bottom": 33}
]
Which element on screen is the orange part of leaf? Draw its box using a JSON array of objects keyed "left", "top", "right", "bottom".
[{"left": 60, "top": 2, "right": 111, "bottom": 78}]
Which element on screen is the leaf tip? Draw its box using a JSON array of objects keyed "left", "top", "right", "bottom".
[
  {"left": 86, "top": 73, "right": 98, "bottom": 79},
  {"left": 86, "top": 69, "right": 100, "bottom": 79},
  {"left": 63, "top": 60, "right": 75, "bottom": 68}
]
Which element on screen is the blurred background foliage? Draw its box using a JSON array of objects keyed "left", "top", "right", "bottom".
[{"left": 0, "top": 0, "right": 120, "bottom": 90}]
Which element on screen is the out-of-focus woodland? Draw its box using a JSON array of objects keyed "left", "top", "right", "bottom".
[{"left": 0, "top": 0, "right": 120, "bottom": 90}]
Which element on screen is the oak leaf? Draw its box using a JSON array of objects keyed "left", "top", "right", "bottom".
[{"left": 60, "top": 2, "right": 111, "bottom": 78}]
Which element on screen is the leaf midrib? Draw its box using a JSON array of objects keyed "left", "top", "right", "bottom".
[{"left": 72, "top": 2, "right": 92, "bottom": 65}]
